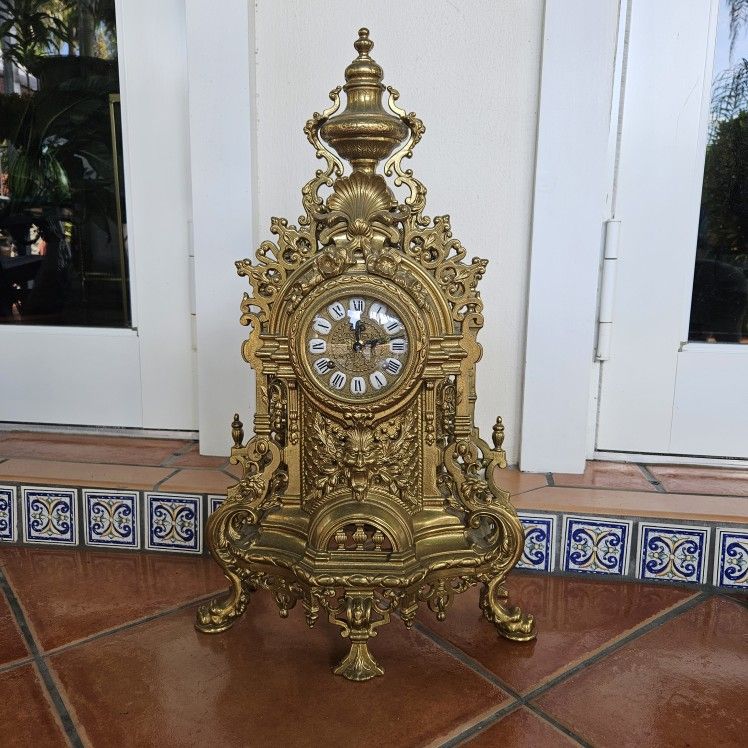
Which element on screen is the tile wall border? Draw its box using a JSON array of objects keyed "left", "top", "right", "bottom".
[
  {"left": 0, "top": 484, "right": 744, "bottom": 588},
  {"left": 83, "top": 489, "right": 140, "bottom": 550}
]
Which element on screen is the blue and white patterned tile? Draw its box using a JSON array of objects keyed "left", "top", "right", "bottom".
[
  {"left": 637, "top": 522, "right": 709, "bottom": 584},
  {"left": 22, "top": 486, "right": 78, "bottom": 546},
  {"left": 517, "top": 513, "right": 556, "bottom": 571},
  {"left": 83, "top": 490, "right": 139, "bottom": 549},
  {"left": 208, "top": 495, "right": 226, "bottom": 515},
  {"left": 562, "top": 515, "right": 633, "bottom": 576},
  {"left": 0, "top": 485, "right": 17, "bottom": 542},
  {"left": 145, "top": 493, "right": 202, "bottom": 554},
  {"left": 713, "top": 528, "right": 748, "bottom": 589}
]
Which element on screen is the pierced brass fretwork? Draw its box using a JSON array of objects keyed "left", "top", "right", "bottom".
[{"left": 196, "top": 27, "right": 535, "bottom": 680}]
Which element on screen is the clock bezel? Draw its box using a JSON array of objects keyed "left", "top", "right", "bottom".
[{"left": 291, "top": 274, "right": 427, "bottom": 412}]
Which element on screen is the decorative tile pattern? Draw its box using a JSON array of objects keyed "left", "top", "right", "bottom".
[
  {"left": 517, "top": 514, "right": 556, "bottom": 571},
  {"left": 145, "top": 493, "right": 202, "bottom": 554},
  {"left": 562, "top": 516, "right": 632, "bottom": 576},
  {"left": 22, "top": 487, "right": 77, "bottom": 545},
  {"left": 0, "top": 485, "right": 17, "bottom": 542},
  {"left": 208, "top": 495, "right": 225, "bottom": 515},
  {"left": 83, "top": 490, "right": 139, "bottom": 549},
  {"left": 637, "top": 523, "right": 709, "bottom": 584},
  {"left": 713, "top": 528, "right": 748, "bottom": 589}
]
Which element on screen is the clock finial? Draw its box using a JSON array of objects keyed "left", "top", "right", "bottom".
[
  {"left": 319, "top": 28, "right": 408, "bottom": 173},
  {"left": 354, "top": 27, "right": 373, "bottom": 56}
]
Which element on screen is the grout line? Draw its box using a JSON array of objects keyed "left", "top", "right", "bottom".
[
  {"left": 414, "top": 623, "right": 592, "bottom": 747},
  {"left": 161, "top": 441, "right": 200, "bottom": 467},
  {"left": 43, "top": 590, "right": 222, "bottom": 657},
  {"left": 714, "top": 589, "right": 748, "bottom": 609},
  {"left": 637, "top": 463, "right": 667, "bottom": 492},
  {"left": 521, "top": 480, "right": 748, "bottom": 498},
  {"left": 507, "top": 485, "right": 550, "bottom": 498},
  {"left": 512, "top": 565, "right": 716, "bottom": 591},
  {"left": 524, "top": 702, "right": 591, "bottom": 747},
  {"left": 422, "top": 589, "right": 711, "bottom": 748},
  {"left": 0, "top": 654, "right": 34, "bottom": 675},
  {"left": 0, "top": 573, "right": 44, "bottom": 658},
  {"left": 436, "top": 702, "right": 522, "bottom": 748},
  {"left": 32, "top": 658, "right": 85, "bottom": 748},
  {"left": 521, "top": 590, "right": 711, "bottom": 702},
  {"left": 151, "top": 468, "right": 180, "bottom": 491},
  {"left": 413, "top": 620, "right": 523, "bottom": 697},
  {"left": 0, "top": 570, "right": 84, "bottom": 748}
]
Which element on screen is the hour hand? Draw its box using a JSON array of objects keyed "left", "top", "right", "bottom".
[{"left": 352, "top": 320, "right": 364, "bottom": 352}]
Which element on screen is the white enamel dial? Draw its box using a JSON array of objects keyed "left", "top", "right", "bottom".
[{"left": 304, "top": 294, "right": 410, "bottom": 399}]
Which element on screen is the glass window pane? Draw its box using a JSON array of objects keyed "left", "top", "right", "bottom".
[
  {"left": 689, "top": 0, "right": 748, "bottom": 343},
  {"left": 0, "top": 0, "right": 129, "bottom": 327}
]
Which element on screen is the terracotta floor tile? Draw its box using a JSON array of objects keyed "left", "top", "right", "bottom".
[
  {"left": 417, "top": 573, "right": 695, "bottom": 693},
  {"left": 50, "top": 597, "right": 511, "bottom": 748},
  {"left": 168, "top": 445, "right": 228, "bottom": 469},
  {"left": 494, "top": 467, "right": 549, "bottom": 496},
  {"left": 0, "top": 458, "right": 172, "bottom": 490},
  {"left": 465, "top": 707, "right": 578, "bottom": 747},
  {"left": 535, "top": 597, "right": 747, "bottom": 747},
  {"left": 647, "top": 464, "right": 748, "bottom": 496},
  {"left": 552, "top": 461, "right": 655, "bottom": 492},
  {"left": 158, "top": 468, "right": 235, "bottom": 495},
  {"left": 0, "top": 431, "right": 189, "bottom": 466},
  {"left": 0, "top": 547, "right": 225, "bottom": 651},
  {"left": 0, "top": 592, "right": 29, "bottom": 666},
  {"left": 0, "top": 664, "right": 68, "bottom": 747},
  {"left": 513, "top": 485, "right": 747, "bottom": 524}
]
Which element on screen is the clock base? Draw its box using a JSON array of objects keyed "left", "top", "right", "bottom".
[{"left": 195, "top": 418, "right": 536, "bottom": 682}]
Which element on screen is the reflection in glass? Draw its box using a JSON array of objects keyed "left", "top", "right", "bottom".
[
  {"left": 690, "top": 0, "right": 748, "bottom": 343},
  {"left": 0, "top": 0, "right": 128, "bottom": 326}
]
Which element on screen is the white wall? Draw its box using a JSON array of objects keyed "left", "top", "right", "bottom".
[
  {"left": 117, "top": 0, "right": 197, "bottom": 431},
  {"left": 520, "top": 0, "right": 622, "bottom": 473},
  {"left": 249, "top": 0, "right": 544, "bottom": 463},
  {"left": 186, "top": 0, "right": 254, "bottom": 455}
]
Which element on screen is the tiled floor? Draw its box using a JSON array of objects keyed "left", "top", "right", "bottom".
[{"left": 0, "top": 547, "right": 744, "bottom": 747}]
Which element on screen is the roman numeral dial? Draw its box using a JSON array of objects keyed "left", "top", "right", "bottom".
[{"left": 304, "top": 294, "right": 410, "bottom": 399}]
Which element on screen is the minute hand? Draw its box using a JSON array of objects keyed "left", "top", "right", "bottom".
[{"left": 364, "top": 335, "right": 397, "bottom": 348}]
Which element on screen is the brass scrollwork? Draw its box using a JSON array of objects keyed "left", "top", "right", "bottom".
[{"left": 197, "top": 28, "right": 535, "bottom": 680}]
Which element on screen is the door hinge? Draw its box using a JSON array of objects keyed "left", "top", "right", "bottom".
[{"left": 596, "top": 220, "right": 620, "bottom": 361}]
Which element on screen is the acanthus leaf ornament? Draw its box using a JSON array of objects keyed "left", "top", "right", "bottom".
[{"left": 196, "top": 27, "right": 535, "bottom": 681}]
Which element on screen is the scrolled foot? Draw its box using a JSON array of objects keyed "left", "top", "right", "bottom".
[
  {"left": 480, "top": 575, "right": 536, "bottom": 642},
  {"left": 195, "top": 577, "right": 250, "bottom": 634},
  {"left": 333, "top": 642, "right": 384, "bottom": 681}
]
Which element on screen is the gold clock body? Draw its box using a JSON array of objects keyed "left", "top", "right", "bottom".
[{"left": 196, "top": 29, "right": 535, "bottom": 681}]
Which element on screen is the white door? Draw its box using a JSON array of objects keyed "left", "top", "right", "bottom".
[
  {"left": 596, "top": 0, "right": 748, "bottom": 460},
  {"left": 0, "top": 0, "right": 195, "bottom": 431}
]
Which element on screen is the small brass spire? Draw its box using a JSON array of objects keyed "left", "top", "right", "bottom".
[
  {"left": 320, "top": 28, "right": 408, "bottom": 173},
  {"left": 231, "top": 413, "right": 244, "bottom": 448}
]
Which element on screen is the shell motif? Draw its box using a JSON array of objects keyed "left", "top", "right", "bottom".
[{"left": 326, "top": 171, "right": 396, "bottom": 226}]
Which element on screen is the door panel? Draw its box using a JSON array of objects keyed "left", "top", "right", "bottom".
[
  {"left": 0, "top": 0, "right": 196, "bottom": 432},
  {"left": 1, "top": 328, "right": 142, "bottom": 426},
  {"left": 597, "top": 0, "right": 747, "bottom": 458}
]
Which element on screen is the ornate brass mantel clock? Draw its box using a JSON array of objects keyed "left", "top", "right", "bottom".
[{"left": 196, "top": 28, "right": 536, "bottom": 680}]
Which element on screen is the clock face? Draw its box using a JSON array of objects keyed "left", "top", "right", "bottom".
[{"left": 304, "top": 294, "right": 410, "bottom": 399}]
